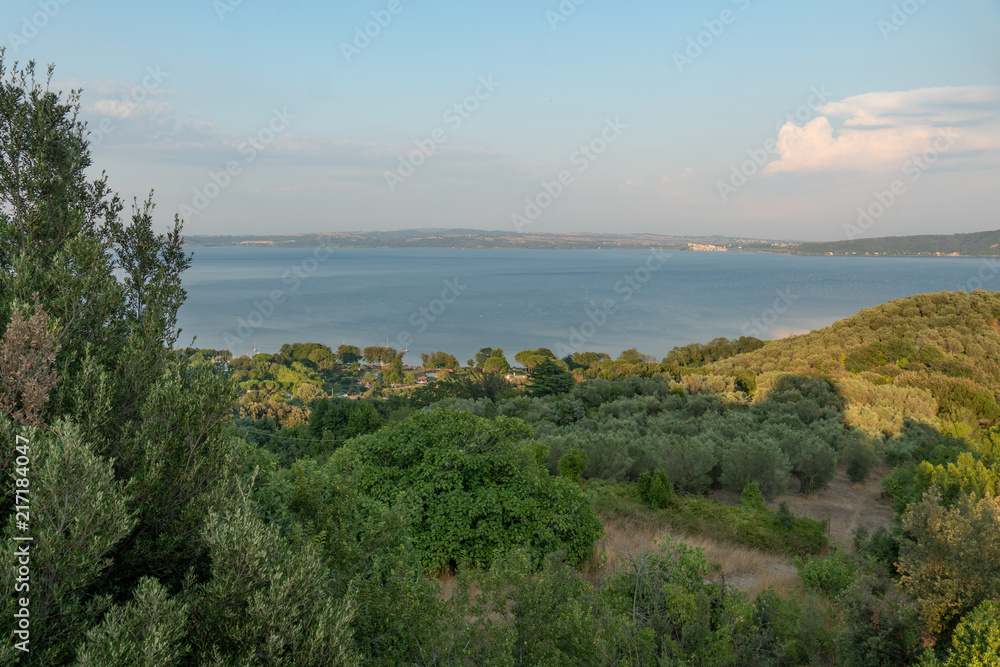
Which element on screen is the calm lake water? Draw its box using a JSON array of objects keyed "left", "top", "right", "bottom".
[{"left": 177, "top": 247, "right": 999, "bottom": 364}]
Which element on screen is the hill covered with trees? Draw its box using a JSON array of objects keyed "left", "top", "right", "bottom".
[{"left": 778, "top": 229, "right": 1000, "bottom": 257}]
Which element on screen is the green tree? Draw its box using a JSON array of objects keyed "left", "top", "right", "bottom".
[
  {"left": 481, "top": 348, "right": 511, "bottom": 375},
  {"left": 515, "top": 348, "right": 556, "bottom": 369},
  {"left": 527, "top": 357, "right": 575, "bottom": 397},
  {"left": 898, "top": 490, "right": 1000, "bottom": 636},
  {"left": 475, "top": 347, "right": 494, "bottom": 366},
  {"left": 345, "top": 400, "right": 381, "bottom": 439},
  {"left": 334, "top": 409, "right": 602, "bottom": 571},
  {"left": 0, "top": 418, "right": 135, "bottom": 665},
  {"left": 558, "top": 448, "right": 588, "bottom": 481},
  {"left": 0, "top": 57, "right": 312, "bottom": 663},
  {"left": 925, "top": 600, "right": 1000, "bottom": 667},
  {"left": 617, "top": 348, "right": 654, "bottom": 363},
  {"left": 336, "top": 344, "right": 362, "bottom": 365}
]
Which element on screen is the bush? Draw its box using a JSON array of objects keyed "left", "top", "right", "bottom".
[
  {"left": 336, "top": 409, "right": 603, "bottom": 571},
  {"left": 837, "top": 568, "right": 923, "bottom": 667},
  {"left": 638, "top": 470, "right": 675, "bottom": 509},
  {"left": 602, "top": 537, "right": 743, "bottom": 665},
  {"left": 547, "top": 398, "right": 585, "bottom": 425},
  {"left": 740, "top": 481, "right": 765, "bottom": 510},
  {"left": 776, "top": 501, "right": 795, "bottom": 529},
  {"left": 557, "top": 448, "right": 588, "bottom": 481},
  {"left": 845, "top": 438, "right": 880, "bottom": 483},
  {"left": 796, "top": 551, "right": 856, "bottom": 597}
]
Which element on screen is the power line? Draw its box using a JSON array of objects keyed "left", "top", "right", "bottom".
[{"left": 228, "top": 422, "right": 349, "bottom": 444}]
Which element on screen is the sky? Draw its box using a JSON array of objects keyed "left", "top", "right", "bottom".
[{"left": 3, "top": 0, "right": 999, "bottom": 241}]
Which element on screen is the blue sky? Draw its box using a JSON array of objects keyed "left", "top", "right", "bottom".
[{"left": 4, "top": 0, "right": 999, "bottom": 240}]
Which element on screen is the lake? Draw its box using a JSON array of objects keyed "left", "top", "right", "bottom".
[{"left": 177, "top": 247, "right": 1000, "bottom": 364}]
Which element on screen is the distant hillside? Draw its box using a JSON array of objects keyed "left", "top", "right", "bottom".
[
  {"left": 182, "top": 229, "right": 776, "bottom": 250},
  {"left": 783, "top": 229, "right": 1000, "bottom": 257},
  {"left": 712, "top": 291, "right": 1000, "bottom": 434}
]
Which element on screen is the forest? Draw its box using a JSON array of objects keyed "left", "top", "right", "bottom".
[{"left": 2, "top": 56, "right": 1000, "bottom": 665}]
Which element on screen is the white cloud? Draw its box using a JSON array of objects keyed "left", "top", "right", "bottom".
[{"left": 765, "top": 86, "right": 1000, "bottom": 174}]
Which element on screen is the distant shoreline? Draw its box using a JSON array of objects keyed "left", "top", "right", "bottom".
[{"left": 181, "top": 228, "right": 1000, "bottom": 257}]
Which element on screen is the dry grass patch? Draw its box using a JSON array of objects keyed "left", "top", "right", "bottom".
[{"left": 588, "top": 513, "right": 801, "bottom": 598}]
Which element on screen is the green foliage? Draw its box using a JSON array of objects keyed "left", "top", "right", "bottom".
[
  {"left": 481, "top": 348, "right": 512, "bottom": 374},
  {"left": 75, "top": 577, "right": 189, "bottom": 667},
  {"left": 527, "top": 356, "right": 576, "bottom": 396},
  {"left": 739, "top": 481, "right": 765, "bottom": 510},
  {"left": 854, "top": 526, "right": 902, "bottom": 572},
  {"left": 485, "top": 551, "right": 607, "bottom": 666},
  {"left": 720, "top": 436, "right": 790, "bottom": 500},
  {"left": 661, "top": 336, "right": 766, "bottom": 370},
  {"left": 546, "top": 397, "right": 585, "bottom": 425},
  {"left": 337, "top": 409, "right": 602, "bottom": 571},
  {"left": 638, "top": 470, "right": 676, "bottom": 509},
  {"left": 558, "top": 448, "right": 588, "bottom": 481},
  {"left": 256, "top": 457, "right": 444, "bottom": 665},
  {"left": 362, "top": 346, "right": 396, "bottom": 365},
  {"left": 336, "top": 344, "right": 362, "bottom": 364},
  {"left": 795, "top": 550, "right": 857, "bottom": 597},
  {"left": 593, "top": 481, "right": 827, "bottom": 558},
  {"left": 898, "top": 490, "right": 1000, "bottom": 637},
  {"left": 186, "top": 498, "right": 360, "bottom": 666},
  {"left": 672, "top": 495, "right": 827, "bottom": 557},
  {"left": 526, "top": 441, "right": 550, "bottom": 470},
  {"left": 0, "top": 418, "right": 136, "bottom": 664},
  {"left": 845, "top": 437, "right": 880, "bottom": 483},
  {"left": 736, "top": 590, "right": 837, "bottom": 666},
  {"left": 836, "top": 565, "right": 923, "bottom": 667},
  {"left": 420, "top": 350, "right": 460, "bottom": 370},
  {"left": 925, "top": 600, "right": 1000, "bottom": 667},
  {"left": 603, "top": 537, "right": 743, "bottom": 665},
  {"left": 514, "top": 347, "right": 557, "bottom": 369}
]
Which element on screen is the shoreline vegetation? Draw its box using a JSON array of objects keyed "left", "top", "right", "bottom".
[{"left": 183, "top": 227, "right": 1000, "bottom": 257}]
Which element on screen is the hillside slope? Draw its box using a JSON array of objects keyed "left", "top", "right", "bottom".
[
  {"left": 712, "top": 291, "right": 1000, "bottom": 434},
  {"left": 788, "top": 229, "right": 1000, "bottom": 256}
]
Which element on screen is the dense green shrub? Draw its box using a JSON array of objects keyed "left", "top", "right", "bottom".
[
  {"left": 845, "top": 437, "right": 880, "bottom": 483},
  {"left": 335, "top": 409, "right": 603, "bottom": 571},
  {"left": 740, "top": 481, "right": 765, "bottom": 510},
  {"left": 836, "top": 567, "right": 923, "bottom": 667},
  {"left": 602, "top": 537, "right": 745, "bottom": 665},
  {"left": 637, "top": 470, "right": 675, "bottom": 509},
  {"left": 796, "top": 550, "right": 857, "bottom": 597},
  {"left": 557, "top": 448, "right": 588, "bottom": 481},
  {"left": 921, "top": 600, "right": 1000, "bottom": 667}
]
